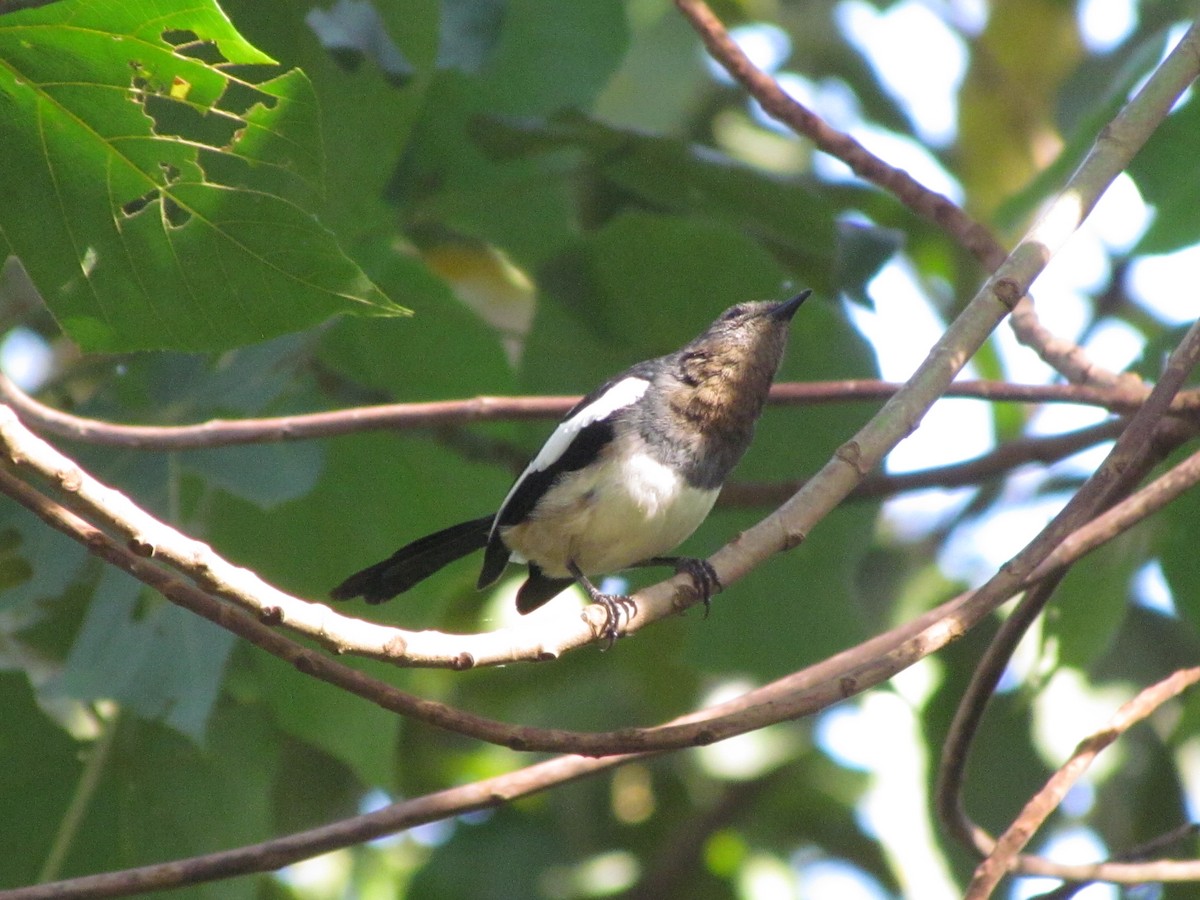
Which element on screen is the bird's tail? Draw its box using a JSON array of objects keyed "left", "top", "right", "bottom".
[{"left": 330, "top": 515, "right": 493, "bottom": 604}]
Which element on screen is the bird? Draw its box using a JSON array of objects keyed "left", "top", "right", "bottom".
[{"left": 331, "top": 290, "right": 811, "bottom": 643}]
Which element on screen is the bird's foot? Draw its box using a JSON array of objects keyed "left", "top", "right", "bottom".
[
  {"left": 593, "top": 593, "right": 638, "bottom": 649},
  {"left": 673, "top": 558, "right": 721, "bottom": 617}
]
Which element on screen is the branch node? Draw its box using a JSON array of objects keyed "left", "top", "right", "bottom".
[
  {"left": 451, "top": 652, "right": 476, "bottom": 671},
  {"left": 782, "top": 528, "right": 807, "bottom": 551},
  {"left": 128, "top": 537, "right": 155, "bottom": 557},
  {"left": 992, "top": 277, "right": 1024, "bottom": 311},
  {"left": 259, "top": 605, "right": 284, "bottom": 625},
  {"left": 57, "top": 467, "right": 83, "bottom": 492},
  {"left": 834, "top": 439, "right": 870, "bottom": 476}
]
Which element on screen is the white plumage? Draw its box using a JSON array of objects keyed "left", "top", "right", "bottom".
[
  {"left": 501, "top": 442, "right": 720, "bottom": 578},
  {"left": 491, "top": 375, "right": 651, "bottom": 545}
]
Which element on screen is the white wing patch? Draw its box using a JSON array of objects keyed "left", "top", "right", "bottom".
[
  {"left": 529, "top": 376, "right": 650, "bottom": 473},
  {"left": 492, "top": 376, "right": 651, "bottom": 537}
]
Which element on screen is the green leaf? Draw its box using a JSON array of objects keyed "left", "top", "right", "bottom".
[
  {"left": 82, "top": 706, "right": 277, "bottom": 893},
  {"left": 179, "top": 442, "right": 325, "bottom": 509},
  {"left": 1157, "top": 482, "right": 1200, "bottom": 630},
  {"left": 475, "top": 113, "right": 839, "bottom": 279},
  {"left": 245, "top": 650, "right": 398, "bottom": 788},
  {"left": 0, "top": 501, "right": 88, "bottom": 613},
  {"left": 1047, "top": 529, "right": 1145, "bottom": 671},
  {"left": 388, "top": 72, "right": 579, "bottom": 269},
  {"left": 476, "top": 0, "right": 627, "bottom": 116},
  {"left": 833, "top": 219, "right": 903, "bottom": 306},
  {"left": 0, "top": 674, "right": 83, "bottom": 889},
  {"left": 209, "top": 431, "right": 510, "bottom": 619},
  {"left": 0, "top": 0, "right": 401, "bottom": 352},
  {"left": 319, "top": 248, "right": 516, "bottom": 400},
  {"left": 47, "top": 567, "right": 235, "bottom": 741},
  {"left": 437, "top": 0, "right": 506, "bottom": 74},
  {"left": 306, "top": 0, "right": 415, "bottom": 84}
]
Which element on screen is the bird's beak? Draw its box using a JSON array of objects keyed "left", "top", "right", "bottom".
[{"left": 770, "top": 289, "right": 812, "bottom": 322}]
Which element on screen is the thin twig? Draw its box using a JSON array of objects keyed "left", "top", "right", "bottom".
[
  {"left": 0, "top": 747, "right": 635, "bottom": 900},
  {"left": 1, "top": 371, "right": 1177, "bottom": 450},
  {"left": 1030, "top": 824, "right": 1200, "bottom": 899},
  {"left": 936, "top": 575, "right": 1069, "bottom": 856},
  {"left": 724, "top": 418, "right": 1127, "bottom": 506},
  {"left": 936, "top": 312, "right": 1200, "bottom": 866},
  {"left": 1029, "top": 439, "right": 1200, "bottom": 583},
  {"left": 966, "top": 668, "right": 1200, "bottom": 900},
  {"left": 673, "top": 0, "right": 1141, "bottom": 390}
]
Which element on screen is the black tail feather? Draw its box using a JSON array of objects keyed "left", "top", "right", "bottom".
[{"left": 331, "top": 515, "right": 493, "bottom": 604}]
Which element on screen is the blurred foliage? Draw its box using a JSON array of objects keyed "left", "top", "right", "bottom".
[{"left": 2, "top": 0, "right": 1200, "bottom": 898}]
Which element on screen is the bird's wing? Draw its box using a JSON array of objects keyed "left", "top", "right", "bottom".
[{"left": 476, "top": 372, "right": 653, "bottom": 588}]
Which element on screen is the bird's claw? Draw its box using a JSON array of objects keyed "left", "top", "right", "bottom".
[
  {"left": 675, "top": 558, "right": 721, "bottom": 617},
  {"left": 594, "top": 593, "right": 638, "bottom": 649}
]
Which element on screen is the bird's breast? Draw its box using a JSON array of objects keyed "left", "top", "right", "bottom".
[{"left": 500, "top": 446, "right": 719, "bottom": 579}]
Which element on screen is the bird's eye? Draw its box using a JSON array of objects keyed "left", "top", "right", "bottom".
[{"left": 720, "top": 304, "right": 748, "bottom": 321}]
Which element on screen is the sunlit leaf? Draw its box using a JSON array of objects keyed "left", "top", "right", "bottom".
[{"left": 0, "top": 0, "right": 402, "bottom": 352}]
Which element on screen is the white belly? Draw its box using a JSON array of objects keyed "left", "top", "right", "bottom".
[{"left": 501, "top": 449, "right": 719, "bottom": 578}]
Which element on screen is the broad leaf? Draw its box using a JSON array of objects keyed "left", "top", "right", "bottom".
[{"left": 0, "top": 0, "right": 402, "bottom": 352}]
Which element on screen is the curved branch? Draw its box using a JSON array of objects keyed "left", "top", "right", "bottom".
[
  {"left": 0, "top": 746, "right": 633, "bottom": 900},
  {"left": 3, "top": 401, "right": 1197, "bottom": 759},
  {"left": 936, "top": 312, "right": 1200, "bottom": 861},
  {"left": 693, "top": 15, "right": 1200, "bottom": 674},
  {"left": 673, "top": 0, "right": 1140, "bottom": 389},
  {"left": 5, "top": 408, "right": 1200, "bottom": 898},
  {"left": 966, "top": 667, "right": 1200, "bottom": 900}
]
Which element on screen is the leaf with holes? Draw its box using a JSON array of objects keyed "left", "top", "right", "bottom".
[{"left": 0, "top": 0, "right": 403, "bottom": 352}]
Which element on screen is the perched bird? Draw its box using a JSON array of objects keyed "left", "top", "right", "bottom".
[{"left": 332, "top": 290, "right": 810, "bottom": 642}]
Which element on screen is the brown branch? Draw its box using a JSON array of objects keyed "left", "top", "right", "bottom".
[
  {"left": 1029, "top": 438, "right": 1200, "bottom": 583},
  {"left": 935, "top": 313, "right": 1200, "bottom": 874},
  {"left": 938, "top": 575, "right": 1070, "bottom": 856},
  {"left": 724, "top": 417, "right": 1127, "bottom": 506},
  {"left": 1030, "top": 824, "right": 1200, "bottom": 899},
  {"left": 2, "top": 400, "right": 1194, "bottom": 762},
  {"left": 966, "top": 667, "right": 1200, "bottom": 900},
  {"left": 0, "top": 360, "right": 1151, "bottom": 508},
  {"left": 3, "top": 393, "right": 1200, "bottom": 896},
  {"left": 673, "top": 0, "right": 1137, "bottom": 390},
  {"left": 0, "top": 449, "right": 1012, "bottom": 757},
  {"left": 934, "top": 430, "right": 1185, "bottom": 858},
  {"left": 934, "top": 422, "right": 1200, "bottom": 858},
  {"left": 675, "top": 0, "right": 1000, "bottom": 266},
  {"left": 2, "top": 370, "right": 1179, "bottom": 451},
  {"left": 0, "top": 744, "right": 635, "bottom": 900}
]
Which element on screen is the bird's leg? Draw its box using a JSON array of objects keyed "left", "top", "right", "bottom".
[
  {"left": 638, "top": 556, "right": 722, "bottom": 617},
  {"left": 567, "top": 561, "right": 636, "bottom": 648}
]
